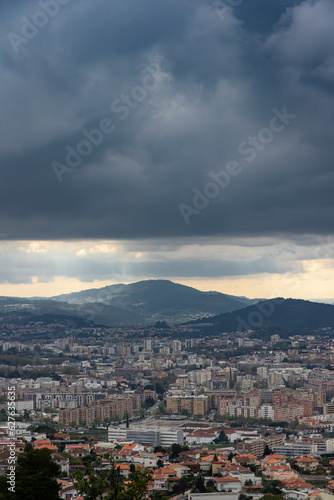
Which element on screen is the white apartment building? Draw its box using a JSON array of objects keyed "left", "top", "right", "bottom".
[
  {"left": 258, "top": 404, "right": 275, "bottom": 420},
  {"left": 108, "top": 426, "right": 183, "bottom": 447}
]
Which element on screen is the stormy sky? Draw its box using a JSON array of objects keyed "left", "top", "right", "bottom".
[{"left": 0, "top": 0, "right": 334, "bottom": 299}]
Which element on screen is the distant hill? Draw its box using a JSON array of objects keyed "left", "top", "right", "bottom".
[
  {"left": 188, "top": 298, "right": 334, "bottom": 334},
  {"left": 0, "top": 296, "right": 142, "bottom": 327},
  {"left": 0, "top": 280, "right": 257, "bottom": 327},
  {"left": 51, "top": 279, "right": 258, "bottom": 324}
]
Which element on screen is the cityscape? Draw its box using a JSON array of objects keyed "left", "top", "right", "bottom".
[{"left": 1, "top": 286, "right": 334, "bottom": 498}]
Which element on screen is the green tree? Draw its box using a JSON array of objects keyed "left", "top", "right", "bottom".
[
  {"left": 206, "top": 479, "right": 216, "bottom": 492},
  {"left": 216, "top": 430, "right": 228, "bottom": 443},
  {"left": 24, "top": 442, "right": 33, "bottom": 453},
  {"left": 157, "top": 401, "right": 166, "bottom": 415},
  {"left": 194, "top": 475, "right": 206, "bottom": 493},
  {"left": 170, "top": 443, "right": 182, "bottom": 459},
  {"left": 75, "top": 464, "right": 151, "bottom": 500},
  {"left": 263, "top": 444, "right": 271, "bottom": 456},
  {"left": 0, "top": 448, "right": 61, "bottom": 500}
]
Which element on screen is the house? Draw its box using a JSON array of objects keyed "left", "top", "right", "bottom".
[
  {"left": 115, "top": 464, "right": 130, "bottom": 478},
  {"left": 200, "top": 458, "right": 214, "bottom": 473},
  {"left": 67, "top": 447, "right": 90, "bottom": 459},
  {"left": 179, "top": 450, "right": 201, "bottom": 461},
  {"left": 228, "top": 469, "right": 262, "bottom": 486},
  {"left": 214, "top": 476, "right": 242, "bottom": 493},
  {"left": 69, "top": 464, "right": 86, "bottom": 475},
  {"left": 307, "top": 491, "right": 334, "bottom": 500},
  {"left": 233, "top": 454, "right": 258, "bottom": 466},
  {"left": 262, "top": 454, "right": 287, "bottom": 465},
  {"left": 121, "top": 442, "right": 144, "bottom": 453},
  {"left": 295, "top": 456, "right": 319, "bottom": 472},
  {"left": 15, "top": 441, "right": 25, "bottom": 454},
  {"left": 180, "top": 461, "right": 201, "bottom": 474},
  {"left": 281, "top": 478, "right": 314, "bottom": 500},
  {"left": 65, "top": 444, "right": 91, "bottom": 458},
  {"left": 33, "top": 438, "right": 58, "bottom": 451},
  {"left": 52, "top": 452, "right": 70, "bottom": 475},
  {"left": 131, "top": 451, "right": 158, "bottom": 468},
  {"left": 222, "top": 465, "right": 250, "bottom": 476},
  {"left": 243, "top": 484, "right": 264, "bottom": 500},
  {"left": 157, "top": 467, "right": 178, "bottom": 479},
  {"left": 93, "top": 446, "right": 112, "bottom": 458},
  {"left": 0, "top": 450, "right": 18, "bottom": 474},
  {"left": 212, "top": 461, "right": 228, "bottom": 476},
  {"left": 173, "top": 464, "right": 191, "bottom": 478},
  {"left": 156, "top": 451, "right": 169, "bottom": 461},
  {"left": 149, "top": 472, "right": 167, "bottom": 491},
  {"left": 59, "top": 482, "right": 80, "bottom": 500},
  {"left": 185, "top": 429, "right": 219, "bottom": 445},
  {"left": 263, "top": 465, "right": 298, "bottom": 481},
  {"left": 54, "top": 433, "right": 70, "bottom": 440}
]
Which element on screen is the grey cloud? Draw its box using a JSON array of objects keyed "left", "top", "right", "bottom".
[{"left": 0, "top": 0, "right": 333, "bottom": 244}]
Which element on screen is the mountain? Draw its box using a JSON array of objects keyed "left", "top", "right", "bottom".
[
  {"left": 51, "top": 279, "right": 258, "bottom": 324},
  {"left": 188, "top": 298, "right": 334, "bottom": 334},
  {"left": 0, "top": 296, "right": 142, "bottom": 327}
]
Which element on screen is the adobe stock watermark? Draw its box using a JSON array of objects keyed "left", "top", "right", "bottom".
[
  {"left": 73, "top": 270, "right": 135, "bottom": 324},
  {"left": 7, "top": 386, "right": 16, "bottom": 493},
  {"left": 314, "top": 235, "right": 334, "bottom": 259},
  {"left": 178, "top": 106, "right": 296, "bottom": 225},
  {"left": 212, "top": 0, "right": 243, "bottom": 22},
  {"left": 7, "top": 0, "right": 72, "bottom": 54},
  {"left": 236, "top": 298, "right": 285, "bottom": 333},
  {"left": 52, "top": 65, "right": 164, "bottom": 182}
]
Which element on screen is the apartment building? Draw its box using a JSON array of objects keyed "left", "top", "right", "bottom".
[
  {"left": 273, "top": 442, "right": 318, "bottom": 458},
  {"left": 108, "top": 426, "right": 183, "bottom": 447},
  {"left": 59, "top": 397, "right": 133, "bottom": 426},
  {"left": 237, "top": 438, "right": 266, "bottom": 458},
  {"left": 166, "top": 395, "right": 209, "bottom": 417}
]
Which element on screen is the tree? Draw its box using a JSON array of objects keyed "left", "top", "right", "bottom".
[
  {"left": 206, "top": 479, "right": 216, "bottom": 492},
  {"left": 75, "top": 464, "right": 151, "bottom": 500},
  {"left": 24, "top": 442, "right": 33, "bottom": 453},
  {"left": 155, "top": 382, "right": 164, "bottom": 395},
  {"left": 157, "top": 401, "right": 166, "bottom": 415},
  {"left": 194, "top": 475, "right": 206, "bottom": 493},
  {"left": 261, "top": 495, "right": 284, "bottom": 500},
  {"left": 0, "top": 448, "right": 61, "bottom": 500},
  {"left": 170, "top": 443, "right": 182, "bottom": 459},
  {"left": 263, "top": 444, "right": 271, "bottom": 456},
  {"left": 216, "top": 430, "right": 229, "bottom": 443},
  {"left": 262, "top": 479, "right": 281, "bottom": 495}
]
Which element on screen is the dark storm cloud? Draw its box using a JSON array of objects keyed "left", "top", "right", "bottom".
[{"left": 0, "top": 0, "right": 333, "bottom": 241}]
